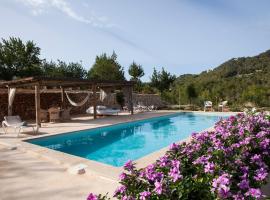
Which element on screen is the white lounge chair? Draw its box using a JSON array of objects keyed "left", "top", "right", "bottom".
[
  {"left": 134, "top": 102, "right": 152, "bottom": 112},
  {"left": 204, "top": 101, "right": 213, "bottom": 112},
  {"left": 2, "top": 115, "right": 35, "bottom": 136},
  {"left": 86, "top": 106, "right": 120, "bottom": 116},
  {"left": 218, "top": 101, "right": 228, "bottom": 112}
]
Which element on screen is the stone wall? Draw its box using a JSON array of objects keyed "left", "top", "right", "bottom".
[
  {"left": 133, "top": 94, "right": 165, "bottom": 107},
  {"left": 0, "top": 90, "right": 165, "bottom": 121}
]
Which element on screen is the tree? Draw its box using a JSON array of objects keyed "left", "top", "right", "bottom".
[
  {"left": 57, "top": 61, "right": 87, "bottom": 79},
  {"left": 41, "top": 60, "right": 87, "bottom": 79},
  {"left": 150, "top": 67, "right": 176, "bottom": 92},
  {"left": 87, "top": 52, "right": 125, "bottom": 81},
  {"left": 159, "top": 68, "right": 176, "bottom": 91},
  {"left": 186, "top": 83, "right": 197, "bottom": 104},
  {"left": 128, "top": 61, "right": 144, "bottom": 81},
  {"left": 0, "top": 37, "right": 42, "bottom": 80},
  {"left": 41, "top": 60, "right": 61, "bottom": 77}
]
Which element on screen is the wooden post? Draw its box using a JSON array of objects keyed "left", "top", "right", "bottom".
[
  {"left": 60, "top": 86, "right": 66, "bottom": 108},
  {"left": 130, "top": 86, "right": 134, "bottom": 115},
  {"left": 35, "top": 85, "right": 41, "bottom": 127},
  {"left": 93, "top": 84, "right": 97, "bottom": 119},
  {"left": 7, "top": 86, "right": 12, "bottom": 116}
]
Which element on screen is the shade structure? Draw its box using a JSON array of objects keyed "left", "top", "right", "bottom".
[{"left": 0, "top": 76, "right": 135, "bottom": 127}]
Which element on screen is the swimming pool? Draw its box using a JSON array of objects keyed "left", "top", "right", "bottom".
[{"left": 27, "top": 112, "right": 229, "bottom": 167}]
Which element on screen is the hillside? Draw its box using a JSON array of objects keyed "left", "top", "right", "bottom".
[{"left": 170, "top": 50, "right": 270, "bottom": 109}]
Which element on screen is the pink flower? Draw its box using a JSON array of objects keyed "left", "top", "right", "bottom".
[
  {"left": 212, "top": 173, "right": 231, "bottom": 198},
  {"left": 245, "top": 188, "right": 262, "bottom": 198},
  {"left": 238, "top": 179, "right": 249, "bottom": 190},
  {"left": 122, "top": 196, "right": 135, "bottom": 200},
  {"left": 114, "top": 186, "right": 126, "bottom": 196},
  {"left": 171, "top": 160, "right": 180, "bottom": 169},
  {"left": 154, "top": 181, "right": 163, "bottom": 195},
  {"left": 87, "top": 193, "right": 98, "bottom": 200},
  {"left": 158, "top": 155, "right": 169, "bottom": 167},
  {"left": 260, "top": 138, "right": 270, "bottom": 149},
  {"left": 169, "top": 143, "right": 179, "bottom": 150},
  {"left": 204, "top": 162, "right": 215, "bottom": 174},
  {"left": 217, "top": 185, "right": 231, "bottom": 198},
  {"left": 123, "top": 160, "right": 135, "bottom": 172},
  {"left": 232, "top": 193, "right": 245, "bottom": 200},
  {"left": 119, "top": 172, "right": 127, "bottom": 181},
  {"left": 254, "top": 168, "right": 268, "bottom": 182},
  {"left": 169, "top": 167, "right": 182, "bottom": 182},
  {"left": 139, "top": 191, "right": 151, "bottom": 200}
]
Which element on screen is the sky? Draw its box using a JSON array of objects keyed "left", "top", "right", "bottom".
[{"left": 1, "top": 0, "right": 270, "bottom": 81}]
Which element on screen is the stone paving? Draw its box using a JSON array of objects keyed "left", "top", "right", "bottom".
[
  {"left": 0, "top": 144, "right": 117, "bottom": 200},
  {"left": 0, "top": 111, "right": 177, "bottom": 200},
  {"left": 0, "top": 111, "right": 246, "bottom": 200}
]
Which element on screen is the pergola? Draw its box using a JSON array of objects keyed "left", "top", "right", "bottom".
[{"left": 0, "top": 77, "right": 134, "bottom": 128}]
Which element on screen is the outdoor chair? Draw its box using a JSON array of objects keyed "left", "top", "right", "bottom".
[
  {"left": 2, "top": 115, "right": 35, "bottom": 136},
  {"left": 147, "top": 105, "right": 156, "bottom": 111},
  {"left": 40, "top": 109, "right": 49, "bottom": 122},
  {"left": 61, "top": 107, "right": 72, "bottom": 120},
  {"left": 137, "top": 102, "right": 148, "bottom": 112},
  {"left": 48, "top": 107, "right": 61, "bottom": 123},
  {"left": 218, "top": 101, "right": 228, "bottom": 112},
  {"left": 204, "top": 101, "right": 213, "bottom": 112}
]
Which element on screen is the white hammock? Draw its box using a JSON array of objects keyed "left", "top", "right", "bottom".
[{"left": 65, "top": 91, "right": 90, "bottom": 107}]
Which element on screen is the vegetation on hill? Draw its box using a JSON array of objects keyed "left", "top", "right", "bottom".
[{"left": 163, "top": 50, "right": 270, "bottom": 110}]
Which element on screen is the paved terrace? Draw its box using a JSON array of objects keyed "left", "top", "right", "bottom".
[
  {"left": 0, "top": 111, "right": 179, "bottom": 200},
  {"left": 3, "top": 111, "right": 265, "bottom": 200}
]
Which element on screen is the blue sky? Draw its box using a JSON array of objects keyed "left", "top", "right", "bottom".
[{"left": 1, "top": 0, "right": 270, "bottom": 81}]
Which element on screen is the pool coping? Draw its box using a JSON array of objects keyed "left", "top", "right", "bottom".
[{"left": 1, "top": 111, "right": 238, "bottom": 181}]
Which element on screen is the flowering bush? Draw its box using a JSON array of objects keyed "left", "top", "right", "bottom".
[{"left": 88, "top": 112, "right": 270, "bottom": 200}]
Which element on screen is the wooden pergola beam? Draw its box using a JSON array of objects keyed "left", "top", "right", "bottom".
[
  {"left": 7, "top": 86, "right": 12, "bottom": 116},
  {"left": 0, "top": 77, "right": 135, "bottom": 88},
  {"left": 92, "top": 84, "right": 97, "bottom": 119},
  {"left": 130, "top": 86, "right": 134, "bottom": 115},
  {"left": 35, "top": 85, "right": 41, "bottom": 127},
  {"left": 60, "top": 86, "right": 66, "bottom": 109}
]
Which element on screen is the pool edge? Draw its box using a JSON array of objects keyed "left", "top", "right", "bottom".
[{"left": 2, "top": 111, "right": 238, "bottom": 181}]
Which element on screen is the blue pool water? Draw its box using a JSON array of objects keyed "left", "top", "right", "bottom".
[{"left": 27, "top": 112, "right": 229, "bottom": 167}]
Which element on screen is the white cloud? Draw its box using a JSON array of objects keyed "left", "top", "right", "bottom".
[{"left": 16, "top": 0, "right": 113, "bottom": 28}]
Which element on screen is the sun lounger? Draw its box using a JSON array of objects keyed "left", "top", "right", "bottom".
[
  {"left": 147, "top": 105, "right": 156, "bottom": 111},
  {"left": 2, "top": 115, "right": 35, "bottom": 136},
  {"left": 133, "top": 104, "right": 156, "bottom": 112},
  {"left": 86, "top": 106, "right": 120, "bottom": 116}
]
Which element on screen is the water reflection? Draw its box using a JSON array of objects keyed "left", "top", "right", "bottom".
[{"left": 49, "top": 122, "right": 146, "bottom": 157}]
